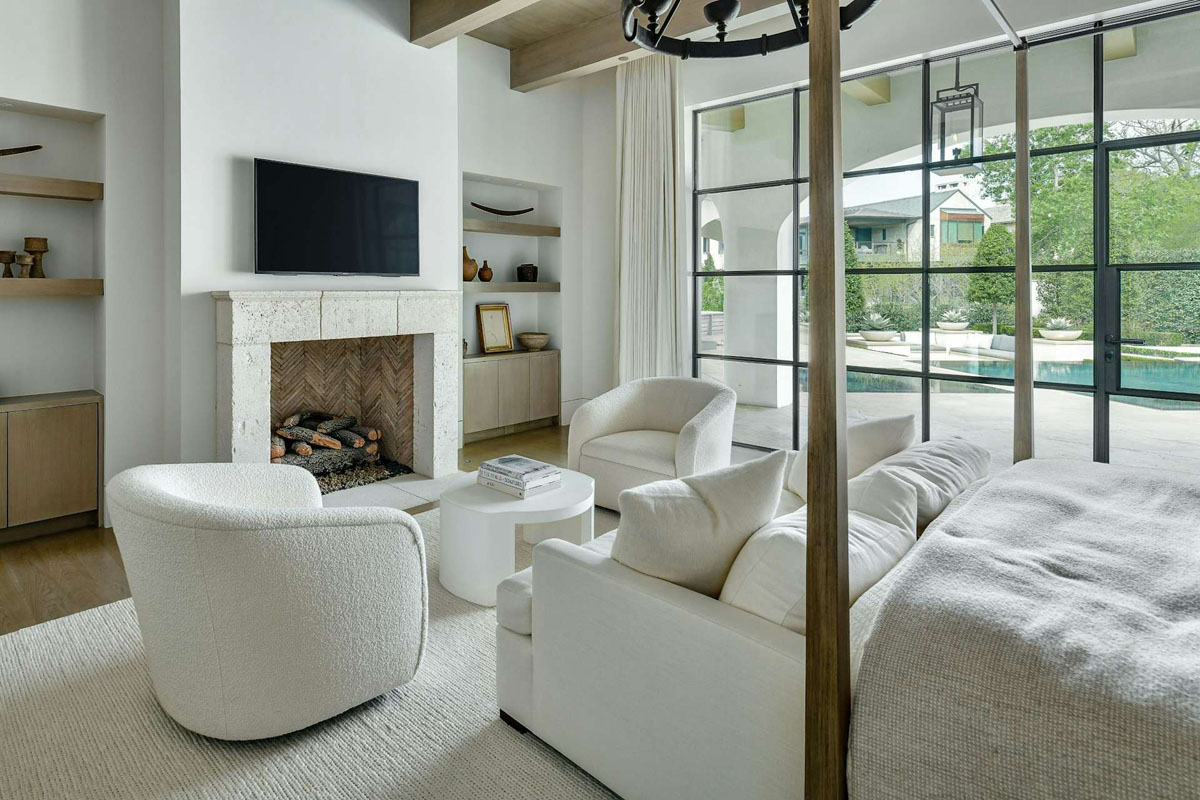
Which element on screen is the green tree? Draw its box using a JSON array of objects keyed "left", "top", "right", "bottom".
[
  {"left": 844, "top": 222, "right": 866, "bottom": 331},
  {"left": 968, "top": 225, "right": 1016, "bottom": 335},
  {"left": 700, "top": 252, "right": 724, "bottom": 312}
]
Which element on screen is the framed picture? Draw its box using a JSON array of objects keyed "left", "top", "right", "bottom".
[{"left": 477, "top": 303, "right": 514, "bottom": 353}]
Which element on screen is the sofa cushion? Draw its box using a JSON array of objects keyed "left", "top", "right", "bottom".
[
  {"left": 787, "top": 414, "right": 916, "bottom": 500},
  {"left": 861, "top": 437, "right": 991, "bottom": 529},
  {"left": 580, "top": 430, "right": 678, "bottom": 477},
  {"left": 719, "top": 471, "right": 919, "bottom": 634},
  {"left": 497, "top": 533, "right": 617, "bottom": 636},
  {"left": 611, "top": 451, "right": 787, "bottom": 597}
]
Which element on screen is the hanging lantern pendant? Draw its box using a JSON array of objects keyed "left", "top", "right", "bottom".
[{"left": 931, "top": 57, "right": 985, "bottom": 170}]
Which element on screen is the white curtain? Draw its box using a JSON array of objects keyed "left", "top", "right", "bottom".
[{"left": 615, "top": 55, "right": 681, "bottom": 383}]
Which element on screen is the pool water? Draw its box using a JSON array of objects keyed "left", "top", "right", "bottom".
[{"left": 928, "top": 359, "right": 1200, "bottom": 409}]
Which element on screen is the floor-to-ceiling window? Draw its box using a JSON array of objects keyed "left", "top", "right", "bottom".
[{"left": 692, "top": 8, "right": 1200, "bottom": 470}]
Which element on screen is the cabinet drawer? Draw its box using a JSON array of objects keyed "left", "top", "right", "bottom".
[
  {"left": 8, "top": 404, "right": 99, "bottom": 526},
  {"left": 463, "top": 361, "right": 499, "bottom": 434},
  {"left": 497, "top": 357, "right": 531, "bottom": 428}
]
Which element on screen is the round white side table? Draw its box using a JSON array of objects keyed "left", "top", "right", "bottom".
[{"left": 438, "top": 469, "right": 595, "bottom": 606}]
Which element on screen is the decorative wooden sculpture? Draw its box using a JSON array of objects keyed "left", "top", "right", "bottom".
[
  {"left": 0, "top": 251, "right": 14, "bottom": 278},
  {"left": 14, "top": 253, "right": 33, "bottom": 278},
  {"left": 0, "top": 144, "right": 42, "bottom": 158},
  {"left": 470, "top": 202, "right": 534, "bottom": 217},
  {"left": 24, "top": 237, "right": 48, "bottom": 278}
]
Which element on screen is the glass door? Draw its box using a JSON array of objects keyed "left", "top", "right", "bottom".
[{"left": 1102, "top": 134, "right": 1200, "bottom": 467}]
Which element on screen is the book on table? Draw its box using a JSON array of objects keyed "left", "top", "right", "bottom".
[
  {"left": 479, "top": 455, "right": 559, "bottom": 481},
  {"left": 478, "top": 475, "right": 562, "bottom": 499},
  {"left": 477, "top": 454, "right": 562, "bottom": 498}
]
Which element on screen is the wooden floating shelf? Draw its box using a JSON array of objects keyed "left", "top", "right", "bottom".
[
  {"left": 0, "top": 172, "right": 104, "bottom": 202},
  {"left": 463, "top": 218, "right": 561, "bottom": 238},
  {"left": 462, "top": 281, "right": 560, "bottom": 294},
  {"left": 0, "top": 279, "right": 104, "bottom": 297}
]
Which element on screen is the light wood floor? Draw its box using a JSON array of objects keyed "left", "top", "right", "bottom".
[{"left": 0, "top": 427, "right": 572, "bottom": 636}]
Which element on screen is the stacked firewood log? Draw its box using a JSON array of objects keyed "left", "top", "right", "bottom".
[{"left": 270, "top": 411, "right": 383, "bottom": 475}]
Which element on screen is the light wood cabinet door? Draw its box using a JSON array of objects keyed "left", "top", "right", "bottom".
[
  {"left": 8, "top": 404, "right": 99, "bottom": 527},
  {"left": 463, "top": 361, "right": 499, "bottom": 434},
  {"left": 497, "top": 357, "right": 531, "bottom": 428},
  {"left": 529, "top": 353, "right": 560, "bottom": 421},
  {"left": 0, "top": 413, "right": 7, "bottom": 529}
]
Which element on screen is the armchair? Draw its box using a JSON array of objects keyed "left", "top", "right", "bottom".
[
  {"left": 568, "top": 377, "right": 736, "bottom": 509},
  {"left": 106, "top": 463, "right": 427, "bottom": 740}
]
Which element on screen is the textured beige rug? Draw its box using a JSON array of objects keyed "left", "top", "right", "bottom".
[{"left": 0, "top": 508, "right": 620, "bottom": 799}]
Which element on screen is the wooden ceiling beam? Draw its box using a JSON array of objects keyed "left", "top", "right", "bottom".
[
  {"left": 411, "top": 0, "right": 547, "bottom": 48},
  {"left": 510, "top": 0, "right": 786, "bottom": 92}
]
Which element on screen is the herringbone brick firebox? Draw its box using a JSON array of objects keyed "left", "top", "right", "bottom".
[{"left": 271, "top": 336, "right": 415, "bottom": 467}]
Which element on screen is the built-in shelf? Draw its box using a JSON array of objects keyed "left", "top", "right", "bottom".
[
  {"left": 463, "top": 218, "right": 560, "bottom": 238},
  {"left": 0, "top": 172, "right": 104, "bottom": 202},
  {"left": 0, "top": 279, "right": 104, "bottom": 297},
  {"left": 462, "top": 281, "right": 560, "bottom": 294}
]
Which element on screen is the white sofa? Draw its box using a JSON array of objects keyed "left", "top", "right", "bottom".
[
  {"left": 106, "top": 463, "right": 427, "bottom": 741},
  {"left": 568, "top": 377, "right": 737, "bottom": 509}
]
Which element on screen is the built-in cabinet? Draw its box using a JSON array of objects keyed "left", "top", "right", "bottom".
[
  {"left": 0, "top": 390, "right": 103, "bottom": 541},
  {"left": 463, "top": 350, "right": 559, "bottom": 441}
]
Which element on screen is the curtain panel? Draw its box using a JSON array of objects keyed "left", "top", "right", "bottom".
[{"left": 615, "top": 55, "right": 681, "bottom": 382}]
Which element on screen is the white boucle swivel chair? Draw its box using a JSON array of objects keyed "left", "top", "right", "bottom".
[
  {"left": 106, "top": 463, "right": 427, "bottom": 741},
  {"left": 568, "top": 377, "right": 737, "bottom": 509}
]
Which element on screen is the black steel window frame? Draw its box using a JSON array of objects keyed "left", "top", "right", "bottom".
[{"left": 691, "top": 8, "right": 1200, "bottom": 455}]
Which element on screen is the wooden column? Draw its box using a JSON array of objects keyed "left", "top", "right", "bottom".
[
  {"left": 805, "top": 0, "right": 851, "bottom": 797},
  {"left": 1014, "top": 46, "right": 1034, "bottom": 462}
]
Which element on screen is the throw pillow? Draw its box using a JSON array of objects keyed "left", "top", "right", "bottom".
[
  {"left": 611, "top": 450, "right": 788, "bottom": 597},
  {"left": 787, "top": 414, "right": 917, "bottom": 499},
  {"left": 719, "top": 470, "right": 919, "bottom": 634},
  {"left": 860, "top": 437, "right": 990, "bottom": 528}
]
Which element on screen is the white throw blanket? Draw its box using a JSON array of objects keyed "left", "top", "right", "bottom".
[{"left": 848, "top": 459, "right": 1200, "bottom": 799}]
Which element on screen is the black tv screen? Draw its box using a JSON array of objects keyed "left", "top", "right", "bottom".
[{"left": 254, "top": 159, "right": 419, "bottom": 276}]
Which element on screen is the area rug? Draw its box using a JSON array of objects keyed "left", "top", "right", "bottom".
[{"left": 0, "top": 508, "right": 620, "bottom": 799}]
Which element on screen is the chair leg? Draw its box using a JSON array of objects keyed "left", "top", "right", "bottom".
[{"left": 500, "top": 710, "right": 528, "bottom": 734}]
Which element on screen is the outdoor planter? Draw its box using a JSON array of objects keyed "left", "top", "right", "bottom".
[
  {"left": 861, "top": 330, "right": 898, "bottom": 342},
  {"left": 936, "top": 321, "right": 970, "bottom": 331},
  {"left": 1040, "top": 329, "right": 1083, "bottom": 341}
]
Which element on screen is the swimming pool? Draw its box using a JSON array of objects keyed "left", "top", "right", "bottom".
[{"left": 930, "top": 359, "right": 1200, "bottom": 408}]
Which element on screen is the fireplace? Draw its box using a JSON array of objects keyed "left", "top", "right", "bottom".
[
  {"left": 269, "top": 336, "right": 414, "bottom": 491},
  {"left": 214, "top": 290, "right": 460, "bottom": 479}
]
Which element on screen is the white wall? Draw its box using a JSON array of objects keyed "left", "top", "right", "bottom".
[
  {"left": 174, "top": 0, "right": 460, "bottom": 461},
  {"left": 457, "top": 36, "right": 617, "bottom": 421},
  {"left": 0, "top": 0, "right": 167, "bottom": 485}
]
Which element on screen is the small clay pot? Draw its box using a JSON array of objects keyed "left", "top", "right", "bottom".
[
  {"left": 479, "top": 260, "right": 493, "bottom": 282},
  {"left": 0, "top": 251, "right": 14, "bottom": 279},
  {"left": 516, "top": 263, "right": 538, "bottom": 282},
  {"left": 24, "top": 237, "right": 48, "bottom": 279},
  {"left": 14, "top": 253, "right": 34, "bottom": 278},
  {"left": 462, "top": 246, "right": 478, "bottom": 281}
]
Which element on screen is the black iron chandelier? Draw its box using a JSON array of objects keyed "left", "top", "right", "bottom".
[{"left": 621, "top": 0, "right": 882, "bottom": 59}]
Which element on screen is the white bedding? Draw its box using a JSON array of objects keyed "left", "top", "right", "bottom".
[{"left": 848, "top": 459, "right": 1200, "bottom": 798}]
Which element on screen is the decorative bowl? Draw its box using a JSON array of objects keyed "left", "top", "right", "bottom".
[
  {"left": 517, "top": 332, "right": 550, "bottom": 351},
  {"left": 860, "top": 330, "right": 898, "bottom": 342},
  {"left": 936, "top": 321, "right": 969, "bottom": 331}
]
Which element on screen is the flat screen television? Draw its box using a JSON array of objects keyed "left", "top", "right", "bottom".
[{"left": 254, "top": 158, "right": 419, "bottom": 276}]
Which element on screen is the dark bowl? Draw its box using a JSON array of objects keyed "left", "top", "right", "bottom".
[{"left": 516, "top": 263, "right": 539, "bottom": 282}]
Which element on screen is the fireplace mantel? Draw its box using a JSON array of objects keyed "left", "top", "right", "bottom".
[{"left": 213, "top": 290, "right": 460, "bottom": 477}]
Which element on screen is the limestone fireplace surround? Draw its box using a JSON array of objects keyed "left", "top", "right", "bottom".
[{"left": 214, "top": 290, "right": 460, "bottom": 477}]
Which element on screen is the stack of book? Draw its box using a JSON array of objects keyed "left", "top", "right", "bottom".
[{"left": 478, "top": 455, "right": 562, "bottom": 499}]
